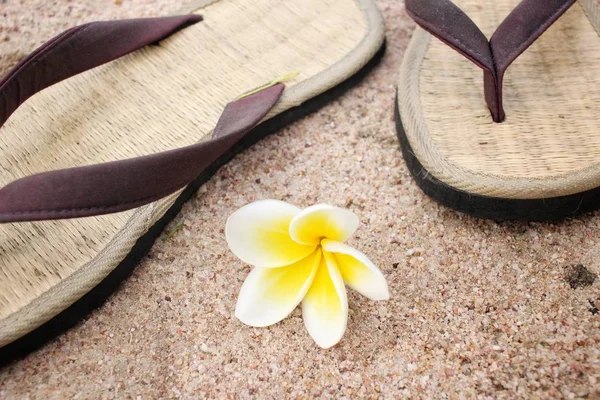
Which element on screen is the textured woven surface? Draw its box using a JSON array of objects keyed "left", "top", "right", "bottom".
[
  {"left": 398, "top": 0, "right": 600, "bottom": 199},
  {"left": 0, "top": 0, "right": 384, "bottom": 346}
]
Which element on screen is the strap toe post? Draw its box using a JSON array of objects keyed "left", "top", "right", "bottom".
[{"left": 405, "top": 0, "right": 576, "bottom": 123}]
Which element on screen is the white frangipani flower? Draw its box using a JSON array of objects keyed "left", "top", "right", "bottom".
[{"left": 226, "top": 200, "right": 389, "bottom": 348}]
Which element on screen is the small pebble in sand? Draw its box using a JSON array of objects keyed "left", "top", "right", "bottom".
[{"left": 565, "top": 264, "right": 597, "bottom": 289}]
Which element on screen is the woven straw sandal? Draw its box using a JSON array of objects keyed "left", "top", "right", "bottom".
[
  {"left": 0, "top": 0, "right": 385, "bottom": 363},
  {"left": 396, "top": 0, "right": 600, "bottom": 221}
]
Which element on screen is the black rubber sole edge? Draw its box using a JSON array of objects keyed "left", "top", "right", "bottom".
[
  {"left": 394, "top": 92, "right": 600, "bottom": 221},
  {"left": 0, "top": 41, "right": 386, "bottom": 367}
]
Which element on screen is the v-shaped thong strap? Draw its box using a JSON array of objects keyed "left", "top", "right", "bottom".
[
  {"left": 405, "top": 0, "right": 576, "bottom": 122},
  {"left": 0, "top": 16, "right": 285, "bottom": 223}
]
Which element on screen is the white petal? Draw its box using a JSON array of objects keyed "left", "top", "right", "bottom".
[
  {"left": 226, "top": 200, "right": 316, "bottom": 268},
  {"left": 321, "top": 239, "right": 389, "bottom": 301},
  {"left": 302, "top": 250, "right": 348, "bottom": 349},
  {"left": 289, "top": 204, "right": 359, "bottom": 246},
  {"left": 235, "top": 250, "right": 321, "bottom": 327}
]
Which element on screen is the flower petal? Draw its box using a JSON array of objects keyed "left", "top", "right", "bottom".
[
  {"left": 321, "top": 239, "right": 389, "bottom": 301},
  {"left": 226, "top": 200, "right": 316, "bottom": 268},
  {"left": 302, "top": 250, "right": 348, "bottom": 349},
  {"left": 289, "top": 204, "right": 359, "bottom": 246},
  {"left": 235, "top": 249, "right": 321, "bottom": 327}
]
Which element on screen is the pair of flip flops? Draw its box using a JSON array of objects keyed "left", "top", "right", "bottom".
[{"left": 0, "top": 0, "right": 597, "bottom": 362}]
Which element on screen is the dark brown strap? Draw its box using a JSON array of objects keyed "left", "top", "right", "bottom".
[
  {"left": 0, "top": 14, "right": 202, "bottom": 127},
  {"left": 0, "top": 15, "right": 285, "bottom": 223},
  {"left": 404, "top": 0, "right": 494, "bottom": 72},
  {"left": 0, "top": 84, "right": 284, "bottom": 223},
  {"left": 405, "top": 0, "right": 575, "bottom": 122}
]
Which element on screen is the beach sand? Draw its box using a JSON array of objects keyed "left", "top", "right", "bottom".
[{"left": 0, "top": 0, "right": 599, "bottom": 398}]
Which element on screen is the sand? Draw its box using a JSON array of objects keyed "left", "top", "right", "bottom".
[{"left": 1, "top": 0, "right": 599, "bottom": 398}]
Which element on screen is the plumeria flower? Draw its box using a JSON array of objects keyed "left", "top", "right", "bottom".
[{"left": 226, "top": 200, "right": 389, "bottom": 348}]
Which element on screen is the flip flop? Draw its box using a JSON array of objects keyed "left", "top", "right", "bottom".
[
  {"left": 396, "top": 0, "right": 600, "bottom": 220},
  {"left": 0, "top": 0, "right": 385, "bottom": 364}
]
